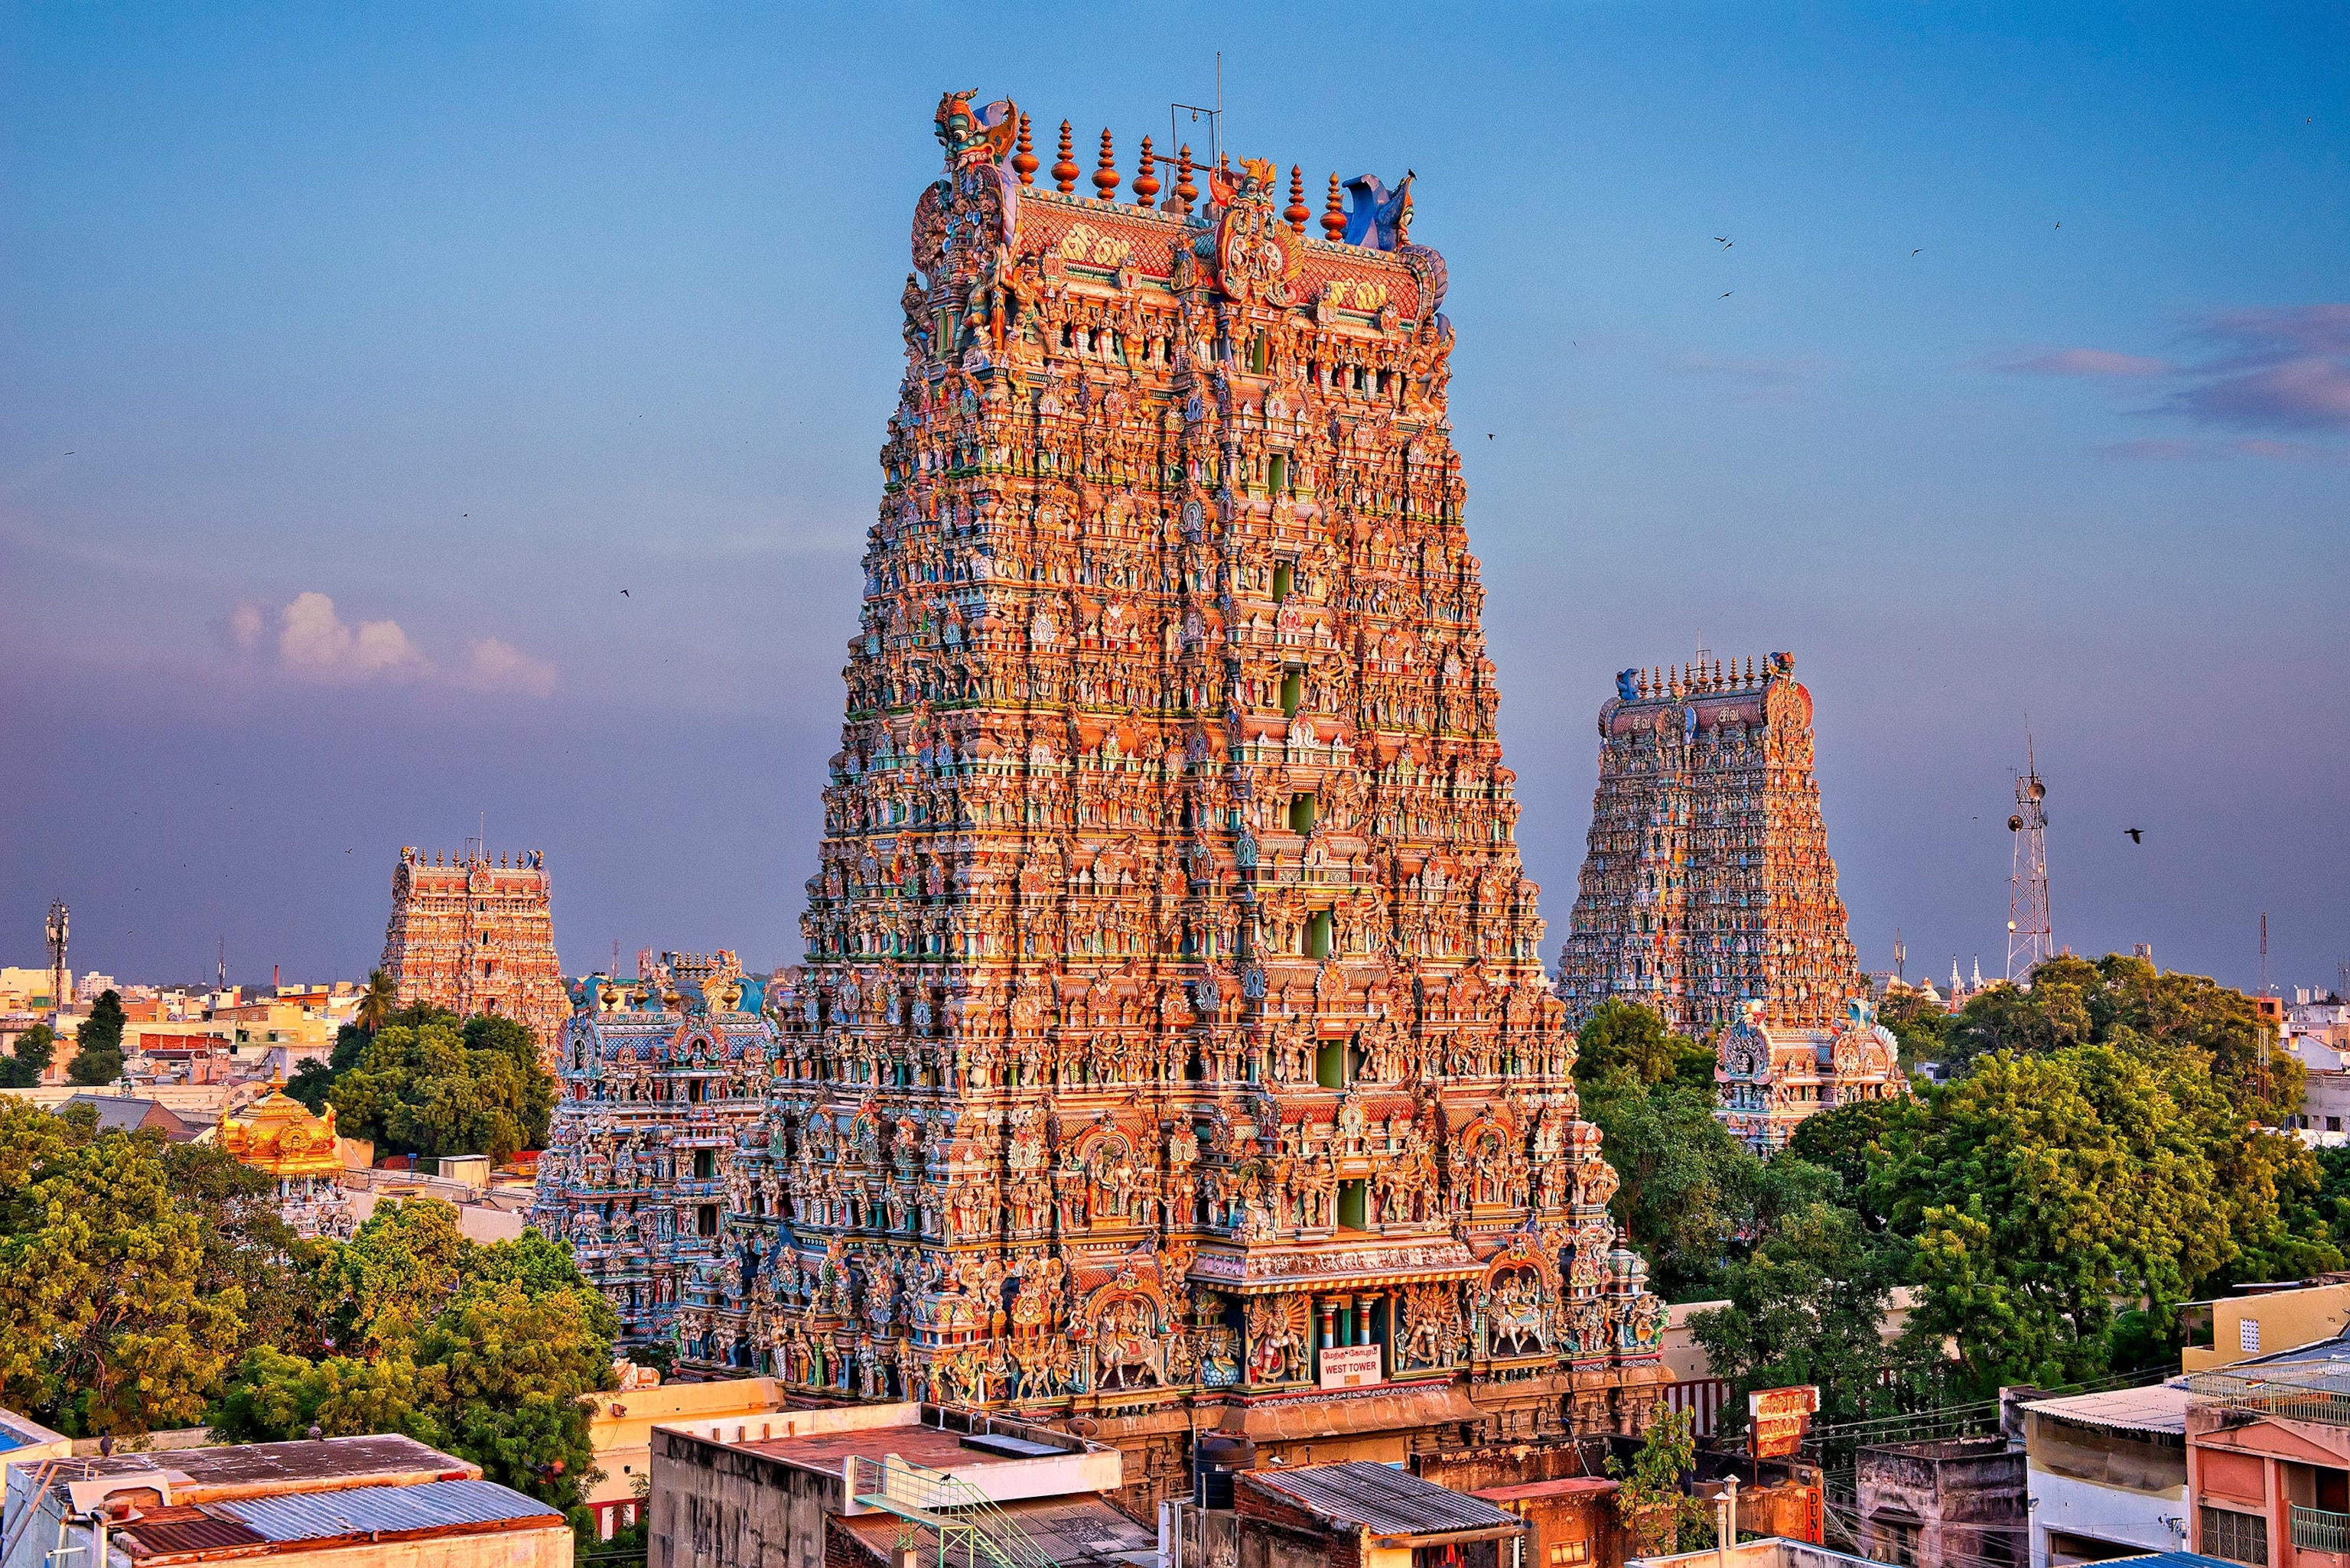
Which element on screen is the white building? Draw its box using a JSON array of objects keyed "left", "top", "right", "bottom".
[{"left": 2021, "top": 1384, "right": 2192, "bottom": 1568}]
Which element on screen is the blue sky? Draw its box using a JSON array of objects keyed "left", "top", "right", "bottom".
[{"left": 3, "top": 2, "right": 2345, "bottom": 997}]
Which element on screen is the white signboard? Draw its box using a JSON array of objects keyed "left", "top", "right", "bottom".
[{"left": 1320, "top": 1343, "right": 1384, "bottom": 1390}]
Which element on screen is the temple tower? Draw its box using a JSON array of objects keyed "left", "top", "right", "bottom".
[
  {"left": 379, "top": 845, "right": 567, "bottom": 1060},
  {"left": 674, "top": 93, "right": 1668, "bottom": 1502},
  {"left": 1554, "top": 655, "right": 1864, "bottom": 1036}
]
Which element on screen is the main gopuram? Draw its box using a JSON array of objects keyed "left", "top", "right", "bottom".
[
  {"left": 695, "top": 92, "right": 1670, "bottom": 1499},
  {"left": 1553, "top": 654, "right": 1867, "bottom": 1036}
]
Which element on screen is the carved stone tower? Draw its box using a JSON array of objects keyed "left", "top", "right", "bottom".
[
  {"left": 675, "top": 94, "right": 1668, "bottom": 1505},
  {"left": 379, "top": 845, "right": 567, "bottom": 1061},
  {"left": 1554, "top": 655, "right": 1863, "bottom": 1036}
]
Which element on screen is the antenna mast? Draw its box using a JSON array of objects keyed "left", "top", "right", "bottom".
[
  {"left": 2006, "top": 734, "right": 2054, "bottom": 982},
  {"left": 44, "top": 900, "right": 69, "bottom": 1018}
]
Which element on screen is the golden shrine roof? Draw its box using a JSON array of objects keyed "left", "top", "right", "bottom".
[{"left": 218, "top": 1085, "right": 343, "bottom": 1177}]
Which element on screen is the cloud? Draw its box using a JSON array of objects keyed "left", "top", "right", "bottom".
[
  {"left": 1999, "top": 347, "right": 2173, "bottom": 378},
  {"left": 2227, "top": 437, "right": 2350, "bottom": 464},
  {"left": 2096, "top": 438, "right": 2205, "bottom": 461},
  {"left": 1668, "top": 353, "right": 1828, "bottom": 404},
  {"left": 1998, "top": 304, "right": 2350, "bottom": 448},
  {"left": 456, "top": 637, "right": 558, "bottom": 698},
  {"left": 220, "top": 591, "right": 556, "bottom": 698},
  {"left": 278, "top": 591, "right": 432, "bottom": 683}
]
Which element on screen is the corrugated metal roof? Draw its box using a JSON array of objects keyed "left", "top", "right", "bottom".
[
  {"left": 2023, "top": 1384, "right": 2192, "bottom": 1437},
  {"left": 216, "top": 1480, "right": 560, "bottom": 1542},
  {"left": 116, "top": 1513, "right": 269, "bottom": 1557},
  {"left": 1246, "top": 1462, "right": 1522, "bottom": 1540}
]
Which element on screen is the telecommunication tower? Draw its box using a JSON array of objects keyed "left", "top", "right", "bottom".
[
  {"left": 44, "top": 900, "right": 69, "bottom": 1015},
  {"left": 2006, "top": 737, "right": 2054, "bottom": 981}
]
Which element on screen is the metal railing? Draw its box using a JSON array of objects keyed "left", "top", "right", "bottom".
[
  {"left": 2186, "top": 1367, "right": 2350, "bottom": 1430},
  {"left": 848, "top": 1455, "right": 1059, "bottom": 1568},
  {"left": 2292, "top": 1506, "right": 2350, "bottom": 1554}
]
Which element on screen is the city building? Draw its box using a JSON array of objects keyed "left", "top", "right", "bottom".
[
  {"left": 2021, "top": 1384, "right": 2192, "bottom": 1568},
  {"left": 672, "top": 92, "right": 1671, "bottom": 1503},
  {"left": 0, "top": 1435, "right": 561, "bottom": 1568},
  {"left": 216, "top": 1082, "right": 356, "bottom": 1239},
  {"left": 52, "top": 1092, "right": 197, "bottom": 1140},
  {"left": 0, "top": 967, "right": 71, "bottom": 1013},
  {"left": 1470, "top": 1475, "right": 1624, "bottom": 1568},
  {"left": 2183, "top": 1334, "right": 2350, "bottom": 1568},
  {"left": 531, "top": 952, "right": 777, "bottom": 1352},
  {"left": 1857, "top": 1437, "right": 2028, "bottom": 1568},
  {"left": 0, "top": 1405, "right": 73, "bottom": 1493},
  {"left": 648, "top": 1401, "right": 1122, "bottom": 1568},
  {"left": 1554, "top": 654, "right": 1866, "bottom": 1037},
  {"left": 581, "top": 1372, "right": 807, "bottom": 1541},
  {"left": 2184, "top": 1283, "right": 2350, "bottom": 1374},
  {"left": 379, "top": 846, "right": 566, "bottom": 1060},
  {"left": 1228, "top": 1461, "right": 1526, "bottom": 1568}
]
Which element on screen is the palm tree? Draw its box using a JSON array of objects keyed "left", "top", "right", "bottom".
[{"left": 356, "top": 968, "right": 398, "bottom": 1034}]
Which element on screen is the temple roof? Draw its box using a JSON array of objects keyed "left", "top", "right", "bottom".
[{"left": 218, "top": 1085, "right": 343, "bottom": 1177}]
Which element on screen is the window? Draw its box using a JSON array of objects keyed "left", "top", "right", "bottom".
[
  {"left": 1306, "top": 910, "right": 1333, "bottom": 960},
  {"left": 1875, "top": 1524, "right": 1919, "bottom": 1568},
  {"left": 2241, "top": 1318, "right": 2263, "bottom": 1353},
  {"left": 2202, "top": 1507, "right": 2268, "bottom": 1566},
  {"left": 1547, "top": 1544, "right": 1589, "bottom": 1566},
  {"left": 1317, "top": 1040, "right": 1346, "bottom": 1090},
  {"left": 693, "top": 1149, "right": 716, "bottom": 1181},
  {"left": 1268, "top": 453, "right": 1288, "bottom": 494},
  {"left": 1281, "top": 669, "right": 1304, "bottom": 717},
  {"left": 1337, "top": 1179, "right": 1367, "bottom": 1228},
  {"left": 1271, "top": 561, "right": 1293, "bottom": 603},
  {"left": 696, "top": 1205, "right": 719, "bottom": 1237},
  {"left": 1290, "top": 793, "right": 1317, "bottom": 834}
]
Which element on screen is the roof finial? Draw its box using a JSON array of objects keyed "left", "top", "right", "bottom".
[
  {"left": 1172, "top": 145, "right": 1197, "bottom": 214},
  {"left": 1321, "top": 172, "right": 1346, "bottom": 241},
  {"left": 1012, "top": 112, "right": 1038, "bottom": 187},
  {"left": 1092, "top": 128, "right": 1120, "bottom": 200},
  {"left": 1053, "top": 121, "right": 1079, "bottom": 194},
  {"left": 1284, "top": 164, "right": 1310, "bottom": 234},
  {"left": 1133, "top": 135, "right": 1160, "bottom": 205}
]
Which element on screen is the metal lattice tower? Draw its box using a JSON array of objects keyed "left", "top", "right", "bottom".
[
  {"left": 2005, "top": 738, "right": 2053, "bottom": 981},
  {"left": 44, "top": 901, "right": 68, "bottom": 1016}
]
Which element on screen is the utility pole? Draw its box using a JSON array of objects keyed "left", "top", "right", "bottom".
[
  {"left": 1894, "top": 928, "right": 1906, "bottom": 986},
  {"left": 2006, "top": 734, "right": 2054, "bottom": 983}
]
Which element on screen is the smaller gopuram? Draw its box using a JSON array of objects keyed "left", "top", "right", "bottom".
[
  {"left": 1554, "top": 654, "right": 1864, "bottom": 1036},
  {"left": 532, "top": 950, "right": 778, "bottom": 1353},
  {"left": 380, "top": 845, "right": 568, "bottom": 1062},
  {"left": 1716, "top": 996, "right": 1906, "bottom": 1154},
  {"left": 217, "top": 1085, "right": 355, "bottom": 1239}
]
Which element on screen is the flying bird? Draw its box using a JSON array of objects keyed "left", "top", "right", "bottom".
[
  {"left": 1912, "top": 249, "right": 1923, "bottom": 256},
  {"left": 2124, "top": 828, "right": 2144, "bottom": 844},
  {"left": 1720, "top": 291, "right": 1734, "bottom": 298},
  {"left": 620, "top": 588, "right": 630, "bottom": 597},
  {"left": 1487, "top": 433, "right": 1494, "bottom": 440},
  {"left": 1714, "top": 236, "right": 1733, "bottom": 249}
]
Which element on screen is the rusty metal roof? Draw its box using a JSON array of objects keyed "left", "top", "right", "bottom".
[
  {"left": 114, "top": 1512, "right": 269, "bottom": 1558},
  {"left": 1243, "top": 1462, "right": 1523, "bottom": 1541},
  {"left": 215, "top": 1480, "right": 560, "bottom": 1543}
]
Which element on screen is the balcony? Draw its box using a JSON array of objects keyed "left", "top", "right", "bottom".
[{"left": 2293, "top": 1506, "right": 2350, "bottom": 1554}]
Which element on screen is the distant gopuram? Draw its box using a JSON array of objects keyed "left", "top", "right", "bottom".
[
  {"left": 379, "top": 845, "right": 567, "bottom": 1061},
  {"left": 672, "top": 92, "right": 1668, "bottom": 1499},
  {"left": 1554, "top": 656, "right": 1902, "bottom": 1150}
]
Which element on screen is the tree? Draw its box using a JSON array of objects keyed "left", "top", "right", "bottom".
[
  {"left": 356, "top": 968, "right": 399, "bottom": 1034},
  {"left": 161, "top": 1138, "right": 329, "bottom": 1359},
  {"left": 67, "top": 990, "right": 128, "bottom": 1085},
  {"left": 1580, "top": 1069, "right": 1762, "bottom": 1301},
  {"left": 211, "top": 1201, "right": 617, "bottom": 1518},
  {"left": 1875, "top": 1046, "right": 2238, "bottom": 1397},
  {"left": 1876, "top": 988, "right": 1950, "bottom": 1070},
  {"left": 1785, "top": 1098, "right": 1919, "bottom": 1229},
  {"left": 1574, "top": 1000, "right": 1715, "bottom": 1091},
  {"left": 1607, "top": 1407, "right": 1708, "bottom": 1555},
  {"left": 285, "top": 1058, "right": 337, "bottom": 1114},
  {"left": 1, "top": 1024, "right": 55, "bottom": 1088},
  {"left": 0, "top": 1101, "right": 246, "bottom": 1435},
  {"left": 328, "top": 1016, "right": 555, "bottom": 1163},
  {"left": 1690, "top": 1188, "right": 1915, "bottom": 1436}
]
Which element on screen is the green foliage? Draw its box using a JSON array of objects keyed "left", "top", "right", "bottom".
[
  {"left": 67, "top": 990, "right": 128, "bottom": 1085},
  {"left": 1580, "top": 1069, "right": 1760, "bottom": 1301},
  {"left": 161, "top": 1137, "right": 329, "bottom": 1358},
  {"left": 1785, "top": 1098, "right": 1919, "bottom": 1229},
  {"left": 0, "top": 1100, "right": 245, "bottom": 1435},
  {"left": 2, "top": 1024, "right": 56, "bottom": 1088},
  {"left": 356, "top": 968, "right": 399, "bottom": 1035},
  {"left": 1876, "top": 988, "right": 1950, "bottom": 1069},
  {"left": 1873, "top": 1033, "right": 2337, "bottom": 1399},
  {"left": 1607, "top": 1407, "right": 1707, "bottom": 1555},
  {"left": 1945, "top": 955, "right": 2300, "bottom": 1122},
  {"left": 327, "top": 1013, "right": 555, "bottom": 1163},
  {"left": 1574, "top": 1000, "right": 1715, "bottom": 1091},
  {"left": 285, "top": 1059, "right": 337, "bottom": 1114},
  {"left": 1690, "top": 1184, "right": 1919, "bottom": 1435},
  {"left": 213, "top": 1202, "right": 617, "bottom": 1516}
]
